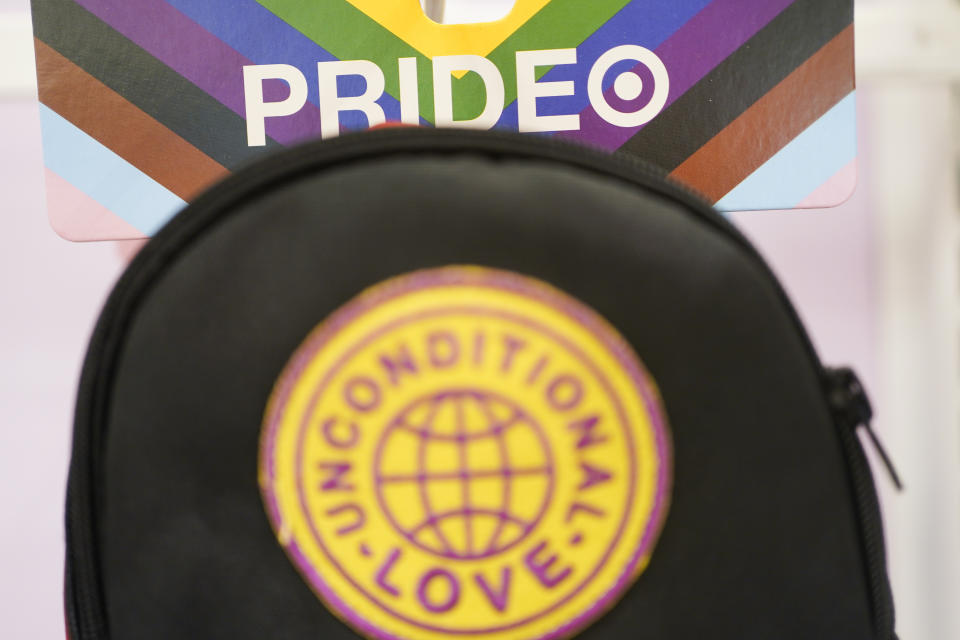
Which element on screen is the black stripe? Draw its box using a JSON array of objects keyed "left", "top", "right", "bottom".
[
  {"left": 618, "top": 0, "right": 853, "bottom": 171},
  {"left": 31, "top": 0, "right": 282, "bottom": 169}
]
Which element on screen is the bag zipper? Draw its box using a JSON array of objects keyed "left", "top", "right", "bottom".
[
  {"left": 824, "top": 367, "right": 901, "bottom": 638},
  {"left": 825, "top": 367, "right": 902, "bottom": 491},
  {"left": 66, "top": 127, "right": 896, "bottom": 639}
]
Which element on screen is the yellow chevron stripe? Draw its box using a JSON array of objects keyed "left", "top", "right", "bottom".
[{"left": 344, "top": 0, "right": 553, "bottom": 60}]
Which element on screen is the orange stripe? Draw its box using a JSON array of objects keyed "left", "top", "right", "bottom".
[
  {"left": 35, "top": 39, "right": 227, "bottom": 201},
  {"left": 670, "top": 25, "right": 855, "bottom": 203}
]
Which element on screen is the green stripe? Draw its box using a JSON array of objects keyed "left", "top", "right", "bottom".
[{"left": 257, "top": 0, "right": 628, "bottom": 123}]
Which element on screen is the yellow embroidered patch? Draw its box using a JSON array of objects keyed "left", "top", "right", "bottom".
[{"left": 260, "top": 266, "right": 671, "bottom": 640}]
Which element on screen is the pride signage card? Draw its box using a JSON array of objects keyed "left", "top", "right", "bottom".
[{"left": 31, "top": 0, "right": 856, "bottom": 241}]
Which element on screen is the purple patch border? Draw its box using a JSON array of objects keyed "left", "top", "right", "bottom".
[{"left": 259, "top": 266, "right": 673, "bottom": 640}]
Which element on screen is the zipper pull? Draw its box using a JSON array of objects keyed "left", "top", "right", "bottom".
[{"left": 825, "top": 367, "right": 903, "bottom": 491}]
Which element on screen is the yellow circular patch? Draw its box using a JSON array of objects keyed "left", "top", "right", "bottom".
[{"left": 260, "top": 266, "right": 671, "bottom": 640}]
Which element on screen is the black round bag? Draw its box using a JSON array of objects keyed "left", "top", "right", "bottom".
[{"left": 67, "top": 128, "right": 897, "bottom": 640}]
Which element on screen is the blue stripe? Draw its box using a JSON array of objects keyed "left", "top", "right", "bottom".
[
  {"left": 715, "top": 92, "right": 857, "bottom": 212},
  {"left": 497, "top": 0, "right": 713, "bottom": 128},
  {"left": 164, "top": 0, "right": 402, "bottom": 126},
  {"left": 39, "top": 105, "right": 185, "bottom": 235}
]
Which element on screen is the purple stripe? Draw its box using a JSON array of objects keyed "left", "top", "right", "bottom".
[
  {"left": 73, "top": 0, "right": 324, "bottom": 145},
  {"left": 165, "top": 0, "right": 402, "bottom": 126},
  {"left": 562, "top": 0, "right": 796, "bottom": 149}
]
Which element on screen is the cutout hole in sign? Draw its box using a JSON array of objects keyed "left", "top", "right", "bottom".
[{"left": 421, "top": 0, "right": 518, "bottom": 24}]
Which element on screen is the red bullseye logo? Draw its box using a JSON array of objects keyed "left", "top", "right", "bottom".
[{"left": 260, "top": 266, "right": 672, "bottom": 640}]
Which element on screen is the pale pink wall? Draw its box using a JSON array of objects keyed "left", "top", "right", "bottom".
[{"left": 0, "top": 100, "right": 125, "bottom": 638}]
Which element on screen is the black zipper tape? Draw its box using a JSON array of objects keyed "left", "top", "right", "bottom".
[{"left": 66, "top": 127, "right": 896, "bottom": 639}]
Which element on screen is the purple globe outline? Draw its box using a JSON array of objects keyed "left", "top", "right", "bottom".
[{"left": 373, "top": 389, "right": 555, "bottom": 561}]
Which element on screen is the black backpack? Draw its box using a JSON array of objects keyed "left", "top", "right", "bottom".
[{"left": 67, "top": 128, "right": 898, "bottom": 640}]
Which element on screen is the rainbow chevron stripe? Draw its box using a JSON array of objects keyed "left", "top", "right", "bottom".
[{"left": 31, "top": 0, "right": 855, "bottom": 240}]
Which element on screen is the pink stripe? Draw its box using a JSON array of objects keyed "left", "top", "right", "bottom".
[
  {"left": 45, "top": 168, "right": 144, "bottom": 241},
  {"left": 796, "top": 160, "right": 857, "bottom": 209}
]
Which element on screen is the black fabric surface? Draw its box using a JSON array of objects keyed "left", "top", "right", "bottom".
[{"left": 97, "top": 151, "right": 873, "bottom": 639}]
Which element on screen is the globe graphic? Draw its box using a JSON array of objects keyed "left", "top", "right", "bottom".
[{"left": 374, "top": 389, "right": 554, "bottom": 560}]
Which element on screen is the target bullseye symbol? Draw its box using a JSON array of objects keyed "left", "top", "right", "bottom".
[{"left": 613, "top": 72, "right": 644, "bottom": 102}]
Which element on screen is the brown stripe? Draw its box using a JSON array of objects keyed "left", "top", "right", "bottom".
[
  {"left": 669, "top": 25, "right": 855, "bottom": 203},
  {"left": 35, "top": 39, "right": 227, "bottom": 201}
]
